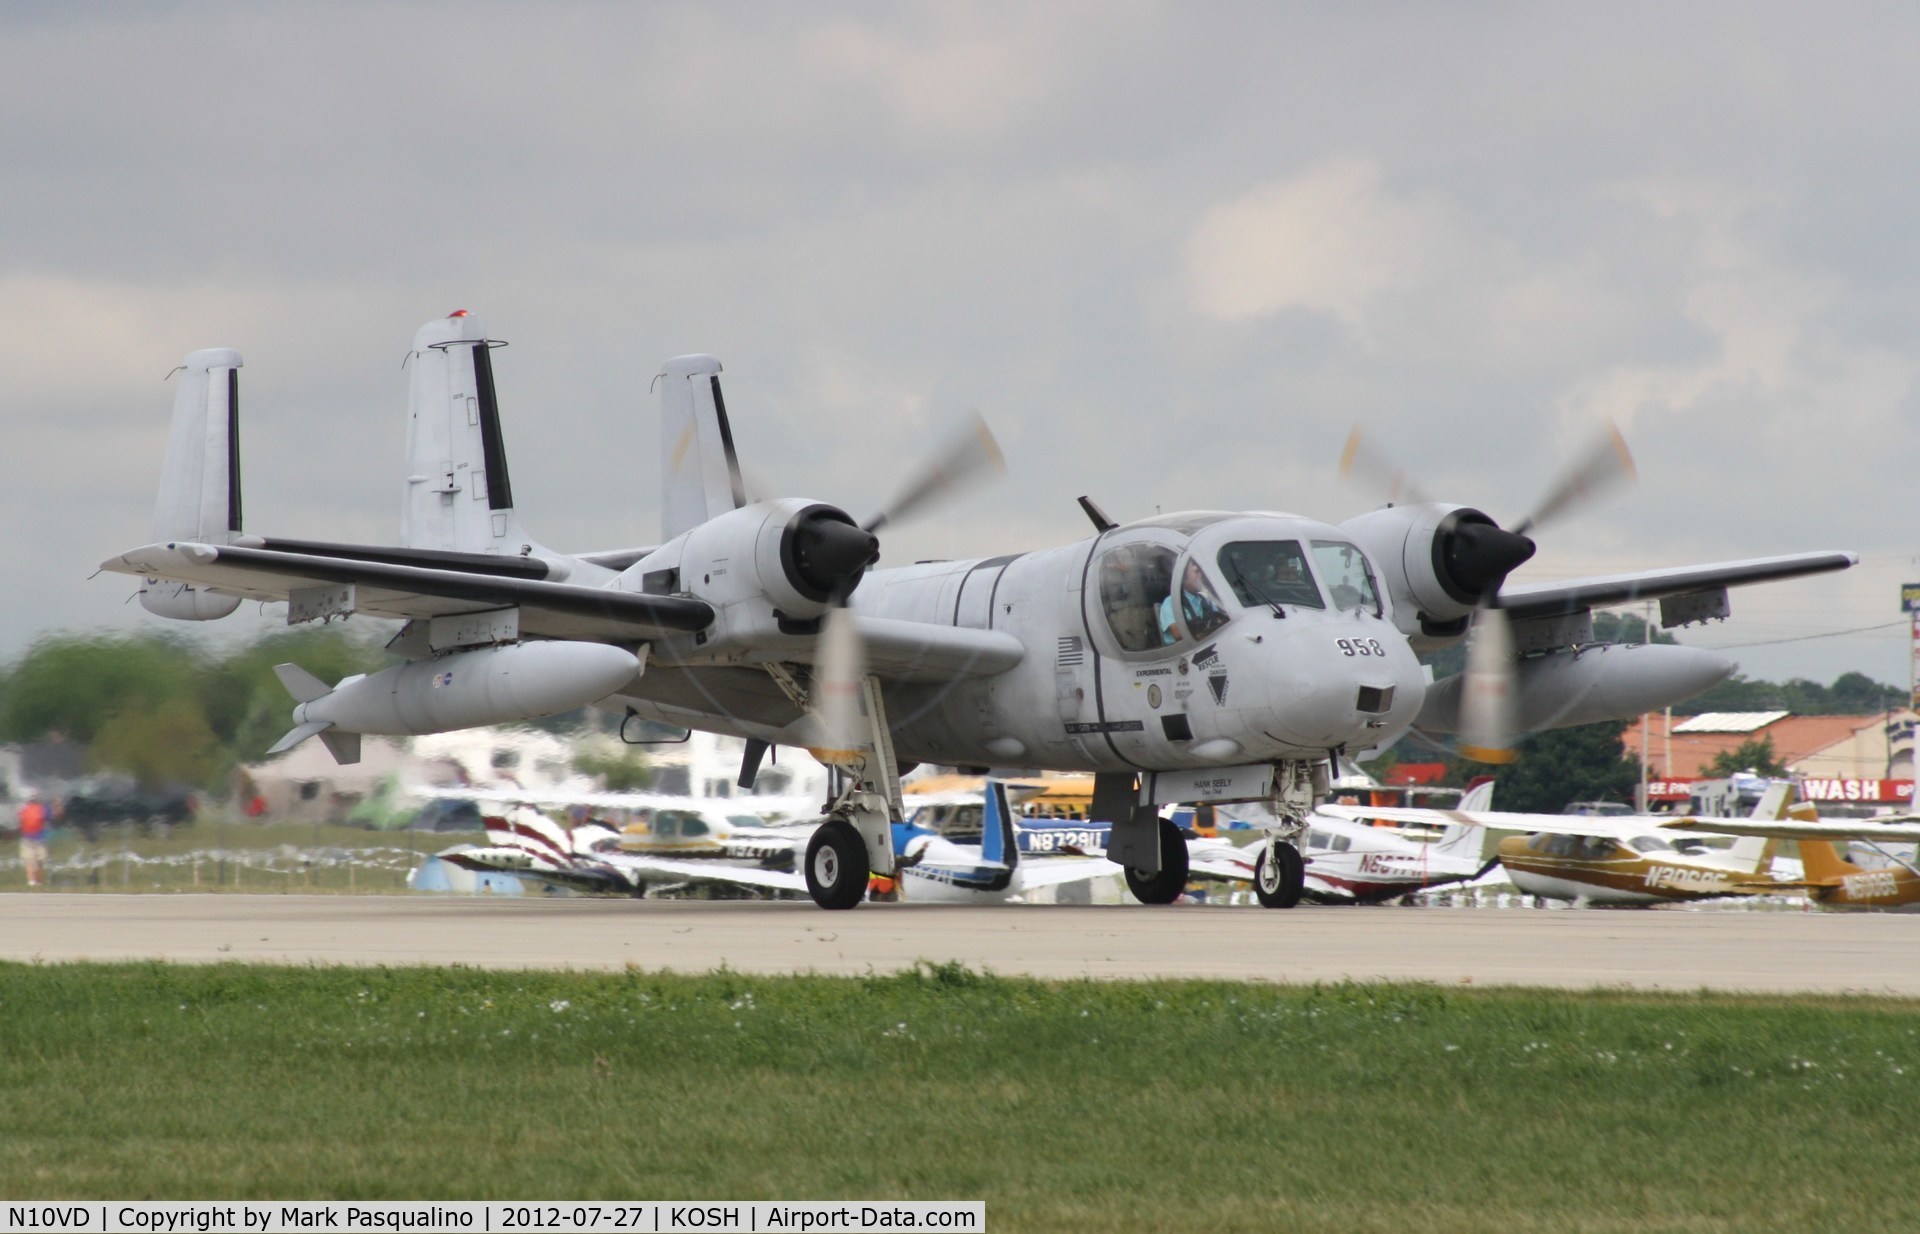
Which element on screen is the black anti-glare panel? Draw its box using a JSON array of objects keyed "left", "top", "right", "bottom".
[
  {"left": 226, "top": 367, "right": 242, "bottom": 532},
  {"left": 472, "top": 343, "right": 514, "bottom": 512},
  {"left": 710, "top": 375, "right": 746, "bottom": 509}
]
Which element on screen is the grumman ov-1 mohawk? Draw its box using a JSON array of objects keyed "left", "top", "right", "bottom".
[{"left": 103, "top": 311, "right": 1857, "bottom": 910}]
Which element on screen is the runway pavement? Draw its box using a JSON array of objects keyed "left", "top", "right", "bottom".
[{"left": 3, "top": 893, "right": 1918, "bottom": 994}]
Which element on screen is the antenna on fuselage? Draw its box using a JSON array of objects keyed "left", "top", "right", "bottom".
[{"left": 1076, "top": 495, "right": 1117, "bottom": 532}]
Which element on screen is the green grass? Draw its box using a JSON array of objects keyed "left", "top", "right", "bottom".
[{"left": 1, "top": 964, "right": 1915, "bottom": 1230}]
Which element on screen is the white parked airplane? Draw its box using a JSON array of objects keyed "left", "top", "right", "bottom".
[
  {"left": 103, "top": 311, "right": 1857, "bottom": 909},
  {"left": 436, "top": 780, "right": 1121, "bottom": 904}
]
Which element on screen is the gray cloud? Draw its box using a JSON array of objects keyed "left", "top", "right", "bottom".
[{"left": 7, "top": 1, "right": 1919, "bottom": 688}]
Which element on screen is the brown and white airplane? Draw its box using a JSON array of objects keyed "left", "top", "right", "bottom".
[
  {"left": 1321, "top": 784, "right": 1796, "bottom": 905},
  {"left": 1676, "top": 800, "right": 1920, "bottom": 911}
]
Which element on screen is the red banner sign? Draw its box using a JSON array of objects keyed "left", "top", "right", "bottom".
[{"left": 1645, "top": 778, "right": 1914, "bottom": 804}]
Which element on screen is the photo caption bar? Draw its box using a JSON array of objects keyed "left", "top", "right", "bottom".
[{"left": 1, "top": 1204, "right": 983, "bottom": 1234}]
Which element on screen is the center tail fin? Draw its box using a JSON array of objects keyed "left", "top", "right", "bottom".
[
  {"left": 657, "top": 354, "right": 746, "bottom": 540},
  {"left": 402, "top": 312, "right": 538, "bottom": 556}
]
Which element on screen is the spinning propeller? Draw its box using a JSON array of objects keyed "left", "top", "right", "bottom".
[
  {"left": 807, "top": 412, "right": 1006, "bottom": 764},
  {"left": 1342, "top": 422, "right": 1637, "bottom": 763}
]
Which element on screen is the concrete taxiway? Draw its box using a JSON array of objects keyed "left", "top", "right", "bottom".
[{"left": 2, "top": 894, "right": 1917, "bottom": 994}]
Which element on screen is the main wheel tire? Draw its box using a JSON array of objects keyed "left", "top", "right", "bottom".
[
  {"left": 1254, "top": 841, "right": 1304, "bottom": 909},
  {"left": 804, "top": 819, "right": 870, "bottom": 910},
  {"left": 1123, "top": 817, "right": 1191, "bottom": 905}
]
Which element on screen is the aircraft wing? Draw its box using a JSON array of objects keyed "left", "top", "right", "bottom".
[
  {"left": 1188, "top": 855, "right": 1256, "bottom": 881},
  {"left": 422, "top": 784, "right": 825, "bottom": 819},
  {"left": 102, "top": 543, "right": 1021, "bottom": 681},
  {"left": 1493, "top": 551, "right": 1856, "bottom": 620},
  {"left": 102, "top": 541, "right": 713, "bottom": 643},
  {"left": 1314, "top": 803, "right": 1725, "bottom": 842},
  {"left": 1655, "top": 818, "right": 1920, "bottom": 843},
  {"left": 1013, "top": 856, "right": 1123, "bottom": 889},
  {"left": 603, "top": 853, "right": 808, "bottom": 894}
]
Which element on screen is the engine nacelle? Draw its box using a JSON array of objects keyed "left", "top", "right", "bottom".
[
  {"left": 672, "top": 498, "right": 877, "bottom": 624},
  {"left": 1340, "top": 503, "right": 1536, "bottom": 648},
  {"left": 1416, "top": 642, "right": 1734, "bottom": 735}
]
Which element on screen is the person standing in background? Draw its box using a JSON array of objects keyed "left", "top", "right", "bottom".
[{"left": 17, "top": 796, "right": 49, "bottom": 887}]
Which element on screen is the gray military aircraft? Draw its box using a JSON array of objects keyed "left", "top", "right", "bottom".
[{"left": 102, "top": 311, "right": 1855, "bottom": 910}]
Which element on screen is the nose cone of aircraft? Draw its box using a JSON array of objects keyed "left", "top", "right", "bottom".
[{"left": 1258, "top": 622, "right": 1426, "bottom": 752}]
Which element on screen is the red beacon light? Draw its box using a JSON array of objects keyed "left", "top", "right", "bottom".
[{"left": 448, "top": 309, "right": 470, "bottom": 317}]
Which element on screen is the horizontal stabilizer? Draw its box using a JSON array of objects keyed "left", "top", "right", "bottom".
[
  {"left": 318, "top": 729, "right": 361, "bottom": 765},
  {"left": 274, "top": 662, "right": 333, "bottom": 704},
  {"left": 267, "top": 719, "right": 331, "bottom": 755}
]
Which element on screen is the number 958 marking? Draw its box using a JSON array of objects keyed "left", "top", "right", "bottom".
[{"left": 1336, "top": 638, "right": 1385, "bottom": 657}]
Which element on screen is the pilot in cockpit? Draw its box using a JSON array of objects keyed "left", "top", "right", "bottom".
[{"left": 1160, "top": 560, "right": 1229, "bottom": 643}]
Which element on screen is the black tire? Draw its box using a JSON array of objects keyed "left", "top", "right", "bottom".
[
  {"left": 1254, "top": 841, "right": 1304, "bottom": 909},
  {"left": 1123, "top": 817, "right": 1190, "bottom": 905},
  {"left": 804, "top": 819, "right": 870, "bottom": 910}
]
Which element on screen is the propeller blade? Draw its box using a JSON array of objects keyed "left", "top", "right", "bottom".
[
  {"left": 1511, "top": 421, "right": 1636, "bottom": 535},
  {"left": 1458, "top": 606, "right": 1518, "bottom": 765},
  {"left": 809, "top": 606, "right": 868, "bottom": 766},
  {"left": 864, "top": 410, "right": 1005, "bottom": 533},
  {"left": 1337, "top": 425, "right": 1430, "bottom": 506}
]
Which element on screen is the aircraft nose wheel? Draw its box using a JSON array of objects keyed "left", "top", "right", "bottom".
[
  {"left": 804, "top": 818, "right": 871, "bottom": 910},
  {"left": 1122, "top": 816, "right": 1191, "bottom": 905},
  {"left": 1254, "top": 840, "right": 1304, "bottom": 909}
]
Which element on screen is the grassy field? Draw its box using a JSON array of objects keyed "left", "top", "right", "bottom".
[{"left": 0, "top": 962, "right": 1915, "bottom": 1231}]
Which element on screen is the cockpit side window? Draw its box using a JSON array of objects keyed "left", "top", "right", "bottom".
[
  {"left": 1176, "top": 558, "right": 1231, "bottom": 640},
  {"left": 1217, "top": 541, "right": 1323, "bottom": 610},
  {"left": 1098, "top": 543, "right": 1180, "bottom": 652},
  {"left": 1310, "top": 541, "right": 1382, "bottom": 614}
]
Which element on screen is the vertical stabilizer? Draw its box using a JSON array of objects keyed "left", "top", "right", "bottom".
[
  {"left": 1727, "top": 780, "right": 1794, "bottom": 873},
  {"left": 658, "top": 354, "right": 745, "bottom": 540},
  {"left": 142, "top": 348, "right": 244, "bottom": 620},
  {"left": 981, "top": 780, "right": 1017, "bottom": 871},
  {"left": 402, "top": 312, "right": 533, "bottom": 554},
  {"left": 1798, "top": 838, "right": 1865, "bottom": 883},
  {"left": 1436, "top": 776, "right": 1493, "bottom": 858}
]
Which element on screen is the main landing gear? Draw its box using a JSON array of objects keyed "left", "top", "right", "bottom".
[
  {"left": 796, "top": 671, "right": 906, "bottom": 911},
  {"left": 1122, "top": 816, "right": 1191, "bottom": 905},
  {"left": 1254, "top": 839, "right": 1305, "bottom": 909},
  {"left": 804, "top": 818, "right": 869, "bottom": 911}
]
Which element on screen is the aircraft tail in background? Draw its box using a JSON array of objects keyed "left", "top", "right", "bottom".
[
  {"left": 141, "top": 347, "right": 245, "bottom": 620},
  {"left": 657, "top": 354, "right": 746, "bottom": 541}
]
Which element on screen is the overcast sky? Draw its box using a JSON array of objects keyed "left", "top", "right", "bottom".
[{"left": 6, "top": 2, "right": 1919, "bottom": 689}]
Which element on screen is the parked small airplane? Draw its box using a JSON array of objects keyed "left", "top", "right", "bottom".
[
  {"left": 1296, "top": 780, "right": 1496, "bottom": 903},
  {"left": 1656, "top": 801, "right": 1920, "bottom": 910},
  {"left": 1318, "top": 783, "right": 1798, "bottom": 905},
  {"left": 436, "top": 781, "right": 1123, "bottom": 904}
]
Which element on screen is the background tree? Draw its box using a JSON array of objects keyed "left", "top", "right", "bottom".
[
  {"left": 0, "top": 633, "right": 203, "bottom": 746},
  {"left": 0, "top": 626, "right": 390, "bottom": 791},
  {"left": 1704, "top": 736, "right": 1788, "bottom": 778}
]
